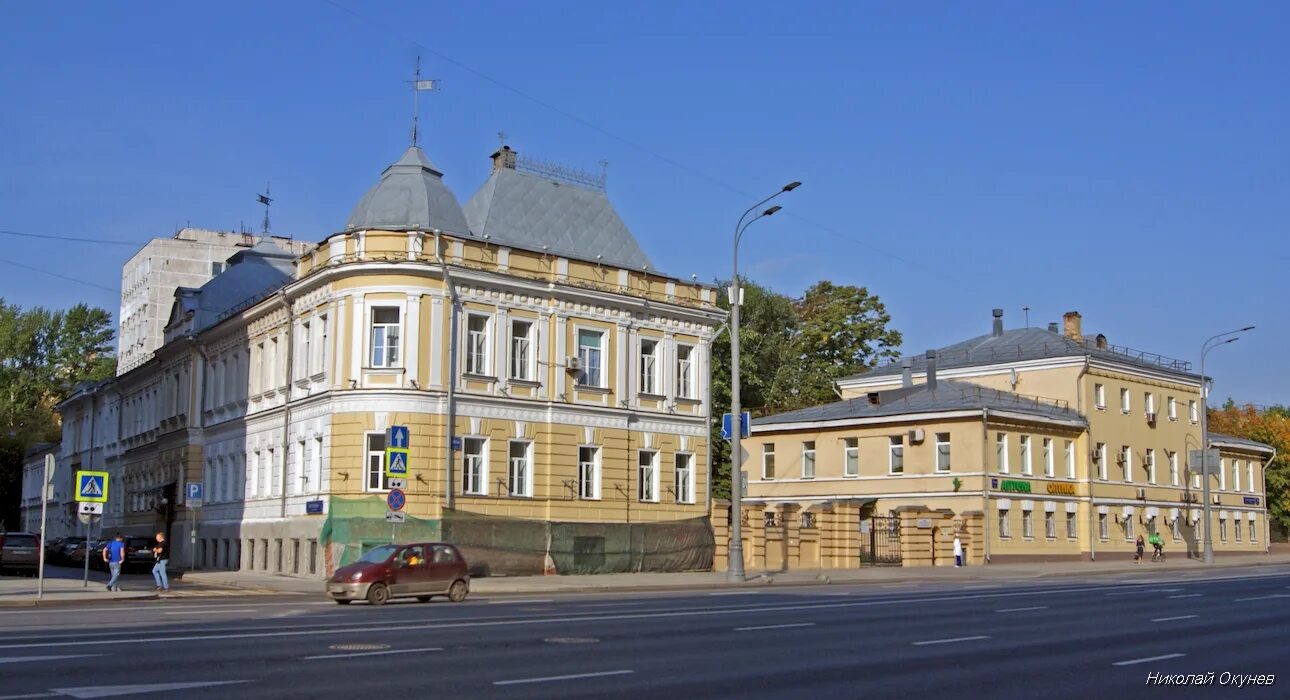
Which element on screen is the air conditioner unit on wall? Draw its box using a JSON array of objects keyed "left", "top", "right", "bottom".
[
  {"left": 1145, "top": 412, "right": 1157, "bottom": 425},
  {"left": 1212, "top": 495, "right": 1221, "bottom": 505},
  {"left": 566, "top": 357, "right": 581, "bottom": 372},
  {"left": 1136, "top": 488, "right": 1146, "bottom": 500},
  {"left": 908, "top": 428, "right": 925, "bottom": 444}
]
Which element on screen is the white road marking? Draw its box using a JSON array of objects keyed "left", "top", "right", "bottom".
[
  {"left": 1167, "top": 593, "right": 1202, "bottom": 599},
  {"left": 995, "top": 606, "right": 1047, "bottom": 613},
  {"left": 0, "top": 681, "right": 252, "bottom": 699},
  {"left": 494, "top": 670, "right": 634, "bottom": 686},
  {"left": 1113, "top": 653, "right": 1185, "bottom": 666},
  {"left": 734, "top": 623, "right": 815, "bottom": 632},
  {"left": 303, "top": 646, "right": 442, "bottom": 660},
  {"left": 1151, "top": 615, "right": 1198, "bottom": 623},
  {"left": 912, "top": 635, "right": 990, "bottom": 646},
  {"left": 162, "top": 609, "right": 257, "bottom": 616},
  {"left": 0, "top": 654, "right": 103, "bottom": 665},
  {"left": 0, "top": 692, "right": 57, "bottom": 699},
  {"left": 1234, "top": 594, "right": 1290, "bottom": 602},
  {"left": 709, "top": 591, "right": 762, "bottom": 596},
  {"left": 486, "top": 599, "right": 554, "bottom": 605}
]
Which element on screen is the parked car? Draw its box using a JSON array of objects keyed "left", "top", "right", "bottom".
[
  {"left": 55, "top": 537, "right": 87, "bottom": 566},
  {"left": 0, "top": 532, "right": 41, "bottom": 575},
  {"left": 124, "top": 537, "right": 157, "bottom": 573},
  {"left": 327, "top": 542, "right": 469, "bottom": 605},
  {"left": 69, "top": 539, "right": 106, "bottom": 570}
]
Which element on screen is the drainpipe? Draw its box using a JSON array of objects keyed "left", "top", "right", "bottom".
[
  {"left": 981, "top": 408, "right": 990, "bottom": 564},
  {"left": 279, "top": 290, "right": 294, "bottom": 521},
  {"left": 1263, "top": 447, "right": 1275, "bottom": 554},
  {"left": 1077, "top": 357, "right": 1095, "bottom": 562},
  {"left": 434, "top": 230, "right": 458, "bottom": 510}
]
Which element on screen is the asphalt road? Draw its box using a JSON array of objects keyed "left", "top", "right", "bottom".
[{"left": 1, "top": 566, "right": 1288, "bottom": 699}]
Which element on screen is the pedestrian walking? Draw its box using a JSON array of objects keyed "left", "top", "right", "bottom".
[
  {"left": 103, "top": 534, "right": 126, "bottom": 591},
  {"left": 953, "top": 534, "right": 963, "bottom": 568},
  {"left": 151, "top": 531, "right": 170, "bottom": 592},
  {"left": 1134, "top": 534, "right": 1145, "bottom": 564}
]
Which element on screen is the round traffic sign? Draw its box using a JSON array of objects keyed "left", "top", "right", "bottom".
[{"left": 386, "top": 488, "right": 406, "bottom": 511}]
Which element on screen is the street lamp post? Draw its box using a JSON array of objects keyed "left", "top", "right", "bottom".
[
  {"left": 1198, "top": 325, "right": 1254, "bottom": 564},
  {"left": 728, "top": 181, "right": 800, "bottom": 582}
]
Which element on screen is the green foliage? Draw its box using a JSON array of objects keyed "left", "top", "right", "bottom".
[
  {"left": 1208, "top": 404, "right": 1290, "bottom": 537},
  {"left": 708, "top": 279, "right": 901, "bottom": 500}
]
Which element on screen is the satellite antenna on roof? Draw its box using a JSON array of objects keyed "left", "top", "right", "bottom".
[
  {"left": 257, "top": 183, "right": 273, "bottom": 236},
  {"left": 408, "top": 56, "right": 438, "bottom": 148}
]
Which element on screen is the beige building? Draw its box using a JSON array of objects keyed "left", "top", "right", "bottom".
[
  {"left": 52, "top": 140, "right": 723, "bottom": 577},
  {"left": 718, "top": 309, "right": 1273, "bottom": 570}
]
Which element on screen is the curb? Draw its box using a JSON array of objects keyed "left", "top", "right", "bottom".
[{"left": 0, "top": 593, "right": 158, "bottom": 608}]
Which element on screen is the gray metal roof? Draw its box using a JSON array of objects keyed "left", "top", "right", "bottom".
[
  {"left": 846, "top": 327, "right": 1198, "bottom": 383},
  {"left": 463, "top": 166, "right": 652, "bottom": 270},
  {"left": 177, "top": 241, "right": 297, "bottom": 334},
  {"left": 345, "top": 147, "right": 470, "bottom": 235},
  {"left": 1209, "top": 433, "right": 1276, "bottom": 454},
  {"left": 754, "top": 378, "right": 1087, "bottom": 427}
]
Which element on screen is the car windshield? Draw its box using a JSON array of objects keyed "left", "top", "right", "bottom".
[{"left": 356, "top": 545, "right": 399, "bottom": 564}]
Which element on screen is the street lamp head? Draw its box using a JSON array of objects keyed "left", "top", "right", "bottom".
[
  {"left": 1240, "top": 325, "right": 1255, "bottom": 332},
  {"left": 782, "top": 181, "right": 802, "bottom": 192},
  {"left": 1223, "top": 337, "right": 1240, "bottom": 345},
  {"left": 763, "top": 205, "right": 782, "bottom": 217}
]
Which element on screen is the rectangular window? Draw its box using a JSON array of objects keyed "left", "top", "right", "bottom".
[
  {"left": 1146, "top": 449, "right": 1156, "bottom": 485},
  {"left": 1023, "top": 510, "right": 1034, "bottom": 539},
  {"left": 1219, "top": 459, "right": 1227, "bottom": 491},
  {"left": 1045, "top": 511, "right": 1056, "bottom": 539},
  {"left": 509, "top": 319, "right": 534, "bottom": 381},
  {"left": 1189, "top": 400, "right": 1199, "bottom": 423},
  {"left": 801, "top": 441, "right": 815, "bottom": 479},
  {"left": 638, "top": 450, "right": 659, "bottom": 502},
  {"left": 1125, "top": 516, "right": 1135, "bottom": 541},
  {"left": 998, "top": 509, "right": 1011, "bottom": 538},
  {"left": 1247, "top": 462, "right": 1255, "bottom": 493},
  {"left": 762, "top": 444, "right": 776, "bottom": 479},
  {"left": 466, "top": 314, "right": 491, "bottom": 376},
  {"left": 268, "top": 337, "right": 279, "bottom": 390},
  {"left": 1066, "top": 512, "right": 1077, "bottom": 539},
  {"left": 1191, "top": 465, "right": 1201, "bottom": 490},
  {"left": 844, "top": 438, "right": 859, "bottom": 477},
  {"left": 675, "top": 345, "right": 695, "bottom": 399},
  {"left": 1094, "top": 383, "right": 1106, "bottom": 409},
  {"left": 318, "top": 314, "right": 328, "bottom": 377},
  {"left": 1250, "top": 519, "right": 1257, "bottom": 542},
  {"left": 1098, "top": 513, "right": 1108, "bottom": 540},
  {"left": 1145, "top": 392, "right": 1155, "bottom": 415},
  {"left": 1235, "top": 516, "right": 1242, "bottom": 542},
  {"left": 1168, "top": 396, "right": 1177, "bottom": 421},
  {"left": 1042, "top": 438, "right": 1054, "bottom": 477},
  {"left": 639, "top": 338, "right": 660, "bottom": 395},
  {"left": 576, "top": 329, "right": 605, "bottom": 387},
  {"left": 675, "top": 453, "right": 694, "bottom": 504},
  {"left": 1120, "top": 445, "right": 1132, "bottom": 482},
  {"left": 508, "top": 441, "right": 532, "bottom": 497},
  {"left": 463, "top": 438, "right": 487, "bottom": 495},
  {"left": 1232, "top": 460, "right": 1241, "bottom": 492},
  {"left": 366, "top": 433, "right": 386, "bottom": 491},
  {"left": 1064, "top": 440, "right": 1076, "bottom": 479},
  {"left": 369, "top": 307, "right": 401, "bottom": 368},
  {"left": 1019, "top": 435, "right": 1032, "bottom": 475},
  {"left": 1219, "top": 517, "right": 1227, "bottom": 542},
  {"left": 889, "top": 436, "right": 904, "bottom": 474},
  {"left": 996, "top": 433, "right": 1009, "bottom": 474},
  {"left": 269, "top": 447, "right": 280, "bottom": 496},
  {"left": 935, "top": 433, "right": 951, "bottom": 472},
  {"left": 1120, "top": 388, "right": 1131, "bottom": 413},
  {"left": 1171, "top": 516, "right": 1181, "bottom": 541},
  {"left": 579, "top": 446, "right": 600, "bottom": 500},
  {"left": 301, "top": 321, "right": 311, "bottom": 378}
]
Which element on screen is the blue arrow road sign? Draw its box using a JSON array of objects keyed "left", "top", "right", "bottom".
[
  {"left": 386, "top": 488, "right": 406, "bottom": 511},
  {"left": 721, "top": 412, "right": 750, "bottom": 440},
  {"left": 388, "top": 425, "right": 410, "bottom": 449}
]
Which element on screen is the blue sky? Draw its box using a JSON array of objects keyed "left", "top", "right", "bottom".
[{"left": 1, "top": 2, "right": 1286, "bottom": 404}]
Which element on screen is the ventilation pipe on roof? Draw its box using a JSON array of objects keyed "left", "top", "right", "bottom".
[
  {"left": 901, "top": 358, "right": 913, "bottom": 388},
  {"left": 1047, "top": 322, "right": 1059, "bottom": 333},
  {"left": 925, "top": 349, "right": 938, "bottom": 392},
  {"left": 1063, "top": 311, "right": 1083, "bottom": 342},
  {"left": 992, "top": 308, "right": 1004, "bottom": 337}
]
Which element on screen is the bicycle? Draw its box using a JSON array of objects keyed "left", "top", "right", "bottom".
[{"left": 1151, "top": 546, "right": 1166, "bottom": 563}]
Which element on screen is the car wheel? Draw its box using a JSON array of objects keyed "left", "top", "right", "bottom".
[
  {"left": 416, "top": 596, "right": 433, "bottom": 603},
  {"left": 334, "top": 599, "right": 352, "bottom": 605},
  {"left": 366, "top": 582, "right": 390, "bottom": 606},
  {"left": 447, "top": 580, "right": 468, "bottom": 603}
]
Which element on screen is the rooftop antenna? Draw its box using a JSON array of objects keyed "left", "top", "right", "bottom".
[
  {"left": 497, "top": 131, "right": 508, "bottom": 147},
  {"left": 1022, "top": 306, "right": 1030, "bottom": 328},
  {"left": 408, "top": 56, "right": 437, "bottom": 147},
  {"left": 599, "top": 159, "right": 609, "bottom": 186},
  {"left": 257, "top": 183, "right": 272, "bottom": 236}
]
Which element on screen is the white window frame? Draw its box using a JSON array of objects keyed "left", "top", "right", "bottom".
[
  {"left": 1120, "top": 388, "right": 1131, "bottom": 413},
  {"left": 638, "top": 338, "right": 661, "bottom": 395},
  {"left": 508, "top": 440, "right": 533, "bottom": 497},
  {"left": 843, "top": 438, "right": 859, "bottom": 477},
  {"left": 1167, "top": 396, "right": 1177, "bottom": 421},
  {"left": 462, "top": 437, "right": 488, "bottom": 495},
  {"left": 1120, "top": 445, "right": 1132, "bottom": 483},
  {"left": 1146, "top": 449, "right": 1156, "bottom": 485},
  {"left": 1019, "top": 435, "right": 1032, "bottom": 476},
  {"left": 935, "top": 433, "right": 951, "bottom": 472},
  {"left": 1098, "top": 513, "right": 1109, "bottom": 540},
  {"left": 1219, "top": 458, "right": 1227, "bottom": 491},
  {"left": 762, "top": 443, "right": 776, "bottom": 480},
  {"left": 576, "top": 328, "right": 607, "bottom": 388},
  {"left": 1247, "top": 462, "right": 1255, "bottom": 493},
  {"left": 1171, "top": 516, "right": 1181, "bottom": 541},
  {"left": 1124, "top": 516, "right": 1135, "bottom": 541},
  {"left": 1145, "top": 392, "right": 1155, "bottom": 415},
  {"left": 1066, "top": 511, "right": 1077, "bottom": 539},
  {"left": 675, "top": 344, "right": 696, "bottom": 399},
  {"left": 1250, "top": 519, "right": 1257, "bottom": 542},
  {"left": 579, "top": 445, "right": 601, "bottom": 500},
  {"left": 1064, "top": 440, "right": 1076, "bottom": 479},
  {"left": 1097, "top": 442, "right": 1108, "bottom": 480},
  {"left": 1042, "top": 437, "right": 1054, "bottom": 477},
  {"left": 369, "top": 307, "right": 401, "bottom": 369},
  {"left": 1169, "top": 451, "right": 1179, "bottom": 486},
  {"left": 998, "top": 509, "right": 1011, "bottom": 539},
  {"left": 996, "top": 433, "right": 1009, "bottom": 474},
  {"left": 1232, "top": 460, "right": 1241, "bottom": 492},
  {"left": 1022, "top": 510, "right": 1034, "bottom": 539},
  {"left": 801, "top": 441, "right": 816, "bottom": 479},
  {"left": 1189, "top": 400, "right": 1199, "bottom": 423},
  {"left": 674, "top": 452, "right": 694, "bottom": 504},
  {"left": 1235, "top": 515, "right": 1242, "bottom": 542},
  {"left": 1094, "top": 383, "right": 1106, "bottom": 410},
  {"left": 1219, "top": 516, "right": 1227, "bottom": 542},
  {"left": 1045, "top": 511, "right": 1056, "bottom": 539},
  {"left": 365, "top": 432, "right": 387, "bottom": 492},
  {"left": 888, "top": 436, "right": 904, "bottom": 475},
  {"left": 638, "top": 449, "right": 659, "bottom": 502},
  {"left": 509, "top": 319, "right": 536, "bottom": 382},
  {"left": 465, "top": 313, "right": 492, "bottom": 376}
]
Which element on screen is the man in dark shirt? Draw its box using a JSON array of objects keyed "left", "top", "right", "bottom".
[
  {"left": 152, "top": 532, "right": 170, "bottom": 592},
  {"left": 103, "top": 534, "right": 126, "bottom": 592}
]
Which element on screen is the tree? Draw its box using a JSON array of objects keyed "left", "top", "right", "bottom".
[
  {"left": 707, "top": 279, "right": 902, "bottom": 500},
  {"left": 1207, "top": 403, "right": 1290, "bottom": 541}
]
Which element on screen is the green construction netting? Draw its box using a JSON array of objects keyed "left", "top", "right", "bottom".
[{"left": 320, "top": 495, "right": 441, "bottom": 571}]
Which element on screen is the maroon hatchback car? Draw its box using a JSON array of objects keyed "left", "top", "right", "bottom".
[{"left": 327, "top": 542, "right": 470, "bottom": 605}]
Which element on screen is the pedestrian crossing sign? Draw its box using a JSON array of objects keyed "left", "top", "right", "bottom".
[
  {"left": 385, "top": 448, "right": 410, "bottom": 478},
  {"left": 76, "top": 470, "right": 110, "bottom": 503}
]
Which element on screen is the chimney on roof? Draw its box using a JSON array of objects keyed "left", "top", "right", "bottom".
[
  {"left": 901, "top": 358, "right": 913, "bottom": 388},
  {"left": 1047, "top": 322, "right": 1059, "bottom": 333},
  {"left": 1062, "top": 311, "right": 1083, "bottom": 342},
  {"left": 490, "top": 145, "right": 517, "bottom": 173},
  {"left": 925, "top": 349, "right": 938, "bottom": 392},
  {"left": 992, "top": 308, "right": 1004, "bottom": 337}
]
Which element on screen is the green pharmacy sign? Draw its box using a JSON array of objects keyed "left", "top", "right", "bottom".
[{"left": 999, "top": 480, "right": 1032, "bottom": 494}]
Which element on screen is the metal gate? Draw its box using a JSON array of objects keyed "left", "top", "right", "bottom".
[{"left": 859, "top": 515, "right": 902, "bottom": 566}]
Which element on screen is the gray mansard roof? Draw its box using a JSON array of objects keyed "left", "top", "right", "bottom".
[
  {"left": 167, "top": 241, "right": 297, "bottom": 336},
  {"left": 1209, "top": 433, "right": 1276, "bottom": 454},
  {"left": 345, "top": 146, "right": 470, "bottom": 235},
  {"left": 463, "top": 165, "right": 652, "bottom": 270},
  {"left": 754, "top": 378, "right": 1087, "bottom": 428}
]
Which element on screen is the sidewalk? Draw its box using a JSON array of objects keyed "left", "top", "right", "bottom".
[{"left": 0, "top": 568, "right": 297, "bottom": 607}]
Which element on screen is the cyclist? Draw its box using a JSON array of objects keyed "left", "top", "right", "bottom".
[{"left": 1148, "top": 531, "right": 1164, "bottom": 562}]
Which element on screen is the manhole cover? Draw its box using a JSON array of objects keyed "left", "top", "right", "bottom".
[
  {"left": 544, "top": 637, "right": 599, "bottom": 644},
  {"left": 329, "top": 643, "right": 391, "bottom": 652}
]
